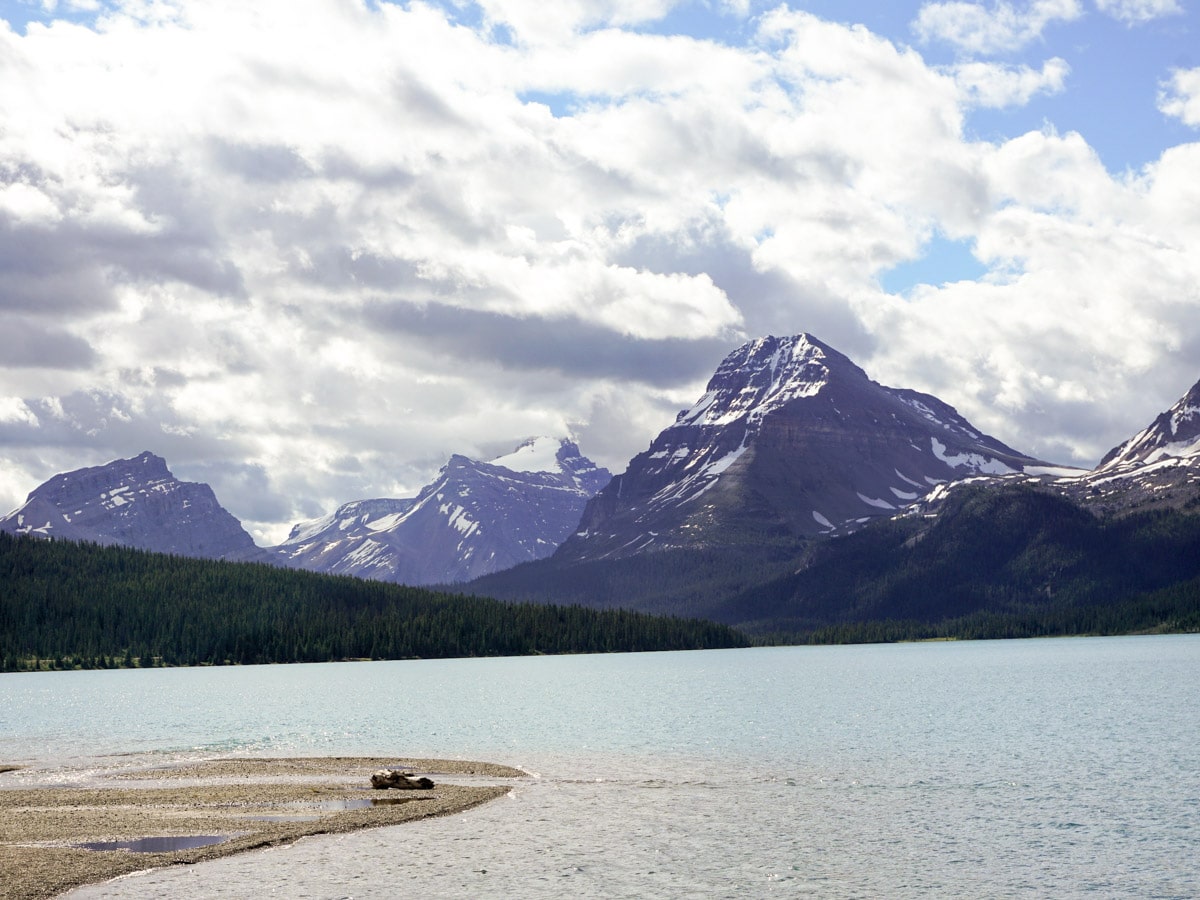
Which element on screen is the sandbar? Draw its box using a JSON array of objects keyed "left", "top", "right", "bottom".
[{"left": 0, "top": 756, "right": 526, "bottom": 900}]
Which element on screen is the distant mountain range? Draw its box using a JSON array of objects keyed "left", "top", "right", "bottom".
[
  {"left": 273, "top": 437, "right": 610, "bottom": 584},
  {"left": 469, "top": 335, "right": 1200, "bottom": 628},
  {"left": 0, "top": 437, "right": 610, "bottom": 585},
  {"left": 4, "top": 333, "right": 1198, "bottom": 637}
]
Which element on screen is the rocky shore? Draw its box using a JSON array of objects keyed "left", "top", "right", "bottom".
[{"left": 0, "top": 756, "right": 526, "bottom": 900}]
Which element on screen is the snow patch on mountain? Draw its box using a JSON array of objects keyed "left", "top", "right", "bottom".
[
  {"left": 930, "top": 437, "right": 1017, "bottom": 476},
  {"left": 857, "top": 492, "right": 897, "bottom": 510},
  {"left": 489, "top": 436, "right": 564, "bottom": 474}
]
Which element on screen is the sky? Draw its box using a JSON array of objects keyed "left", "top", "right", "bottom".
[{"left": 1, "top": 0, "right": 1199, "bottom": 544}]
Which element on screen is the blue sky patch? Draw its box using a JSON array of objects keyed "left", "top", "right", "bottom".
[{"left": 880, "top": 235, "right": 988, "bottom": 296}]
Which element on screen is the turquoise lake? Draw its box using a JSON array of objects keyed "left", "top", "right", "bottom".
[{"left": 2, "top": 635, "right": 1198, "bottom": 897}]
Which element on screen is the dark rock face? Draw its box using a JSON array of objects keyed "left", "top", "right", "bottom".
[
  {"left": 273, "top": 438, "right": 612, "bottom": 585},
  {"left": 1061, "top": 378, "right": 1200, "bottom": 516},
  {"left": 0, "top": 451, "right": 263, "bottom": 561},
  {"left": 557, "top": 334, "right": 1048, "bottom": 561}
]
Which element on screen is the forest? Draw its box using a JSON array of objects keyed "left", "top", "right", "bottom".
[
  {"left": 7, "top": 479, "right": 1200, "bottom": 671},
  {"left": 0, "top": 532, "right": 748, "bottom": 672}
]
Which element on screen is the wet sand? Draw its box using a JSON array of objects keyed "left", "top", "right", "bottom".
[{"left": 0, "top": 757, "right": 526, "bottom": 900}]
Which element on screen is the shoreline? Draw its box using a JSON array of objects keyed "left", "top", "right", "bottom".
[{"left": 0, "top": 756, "right": 527, "bottom": 900}]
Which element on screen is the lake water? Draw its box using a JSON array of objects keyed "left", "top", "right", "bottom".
[{"left": 2, "top": 636, "right": 1199, "bottom": 898}]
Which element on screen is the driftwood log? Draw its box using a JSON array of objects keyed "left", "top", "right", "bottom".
[{"left": 370, "top": 769, "right": 435, "bottom": 790}]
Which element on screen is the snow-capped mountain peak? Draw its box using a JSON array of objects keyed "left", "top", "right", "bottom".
[
  {"left": 676, "top": 333, "right": 834, "bottom": 431},
  {"left": 489, "top": 436, "right": 565, "bottom": 473},
  {"left": 1096, "top": 379, "right": 1200, "bottom": 471},
  {"left": 283, "top": 497, "right": 417, "bottom": 545},
  {"left": 1051, "top": 376, "right": 1200, "bottom": 516},
  {"left": 487, "top": 436, "right": 611, "bottom": 495}
]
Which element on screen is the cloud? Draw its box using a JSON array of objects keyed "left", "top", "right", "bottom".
[
  {"left": 1159, "top": 67, "right": 1200, "bottom": 126},
  {"left": 475, "top": 0, "right": 682, "bottom": 44},
  {"left": 950, "top": 57, "right": 1070, "bottom": 107},
  {"left": 913, "top": 0, "right": 1084, "bottom": 54},
  {"left": 0, "top": 397, "right": 39, "bottom": 428},
  {"left": 363, "top": 298, "right": 734, "bottom": 386},
  {"left": 1, "top": 0, "right": 1199, "bottom": 539},
  {"left": 863, "top": 128, "right": 1200, "bottom": 464},
  {"left": 0, "top": 319, "right": 97, "bottom": 369},
  {"left": 1095, "top": 0, "right": 1183, "bottom": 23}
]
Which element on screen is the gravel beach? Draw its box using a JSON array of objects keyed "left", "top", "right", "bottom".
[{"left": 0, "top": 757, "right": 526, "bottom": 900}]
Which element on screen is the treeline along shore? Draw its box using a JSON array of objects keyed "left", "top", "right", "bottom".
[{"left": 0, "top": 532, "right": 749, "bottom": 672}]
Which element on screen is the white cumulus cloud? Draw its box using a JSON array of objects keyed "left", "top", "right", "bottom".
[
  {"left": 951, "top": 56, "right": 1070, "bottom": 107},
  {"left": 475, "top": 0, "right": 682, "bottom": 44},
  {"left": 1095, "top": 0, "right": 1183, "bottom": 23},
  {"left": 1159, "top": 67, "right": 1200, "bottom": 126},
  {"left": 913, "top": 0, "right": 1084, "bottom": 54}
]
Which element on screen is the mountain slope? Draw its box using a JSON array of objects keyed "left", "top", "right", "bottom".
[
  {"left": 0, "top": 451, "right": 263, "bottom": 561},
  {"left": 557, "top": 333, "right": 1048, "bottom": 562},
  {"left": 1061, "top": 377, "right": 1200, "bottom": 516},
  {"left": 714, "top": 373, "right": 1200, "bottom": 637},
  {"left": 273, "top": 438, "right": 611, "bottom": 584},
  {"left": 722, "top": 484, "right": 1200, "bottom": 637},
  {"left": 906, "top": 375, "right": 1200, "bottom": 520}
]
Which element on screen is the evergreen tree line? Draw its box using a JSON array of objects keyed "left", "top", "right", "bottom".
[
  {"left": 0, "top": 533, "right": 748, "bottom": 672},
  {"left": 756, "top": 576, "right": 1200, "bottom": 645}
]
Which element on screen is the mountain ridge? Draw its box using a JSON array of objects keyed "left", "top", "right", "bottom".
[
  {"left": 5, "top": 337, "right": 1199, "bottom": 627},
  {"left": 272, "top": 437, "right": 612, "bottom": 584},
  {"left": 468, "top": 341, "right": 1200, "bottom": 627}
]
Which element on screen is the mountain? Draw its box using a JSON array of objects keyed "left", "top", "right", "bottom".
[
  {"left": 730, "top": 377, "right": 1200, "bottom": 638},
  {"left": 1060, "top": 377, "right": 1200, "bottom": 516},
  {"left": 719, "top": 482, "right": 1200, "bottom": 638},
  {"left": 908, "top": 375, "right": 1200, "bottom": 519},
  {"left": 555, "top": 333, "right": 1048, "bottom": 563},
  {"left": 273, "top": 437, "right": 611, "bottom": 584},
  {"left": 471, "top": 372, "right": 1200, "bottom": 636},
  {"left": 0, "top": 451, "right": 263, "bottom": 561},
  {"left": 726, "top": 374, "right": 1200, "bottom": 636}
]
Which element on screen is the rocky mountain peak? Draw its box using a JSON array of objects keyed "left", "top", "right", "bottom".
[
  {"left": 1056, "top": 376, "right": 1200, "bottom": 516},
  {"left": 1097, "top": 378, "right": 1200, "bottom": 471},
  {"left": 0, "top": 451, "right": 263, "bottom": 561},
  {"left": 33, "top": 450, "right": 172, "bottom": 501},
  {"left": 485, "top": 437, "right": 611, "bottom": 496},
  {"left": 676, "top": 333, "right": 851, "bottom": 432}
]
